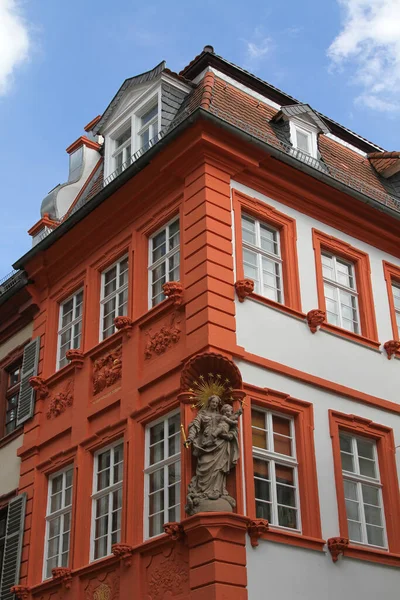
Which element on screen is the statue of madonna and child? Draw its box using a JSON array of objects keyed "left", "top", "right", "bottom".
[{"left": 184, "top": 393, "right": 243, "bottom": 515}]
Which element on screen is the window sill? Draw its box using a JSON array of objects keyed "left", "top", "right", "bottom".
[
  {"left": 246, "top": 293, "right": 305, "bottom": 321},
  {"left": 260, "top": 528, "right": 325, "bottom": 552},
  {"left": 0, "top": 427, "right": 23, "bottom": 449},
  {"left": 344, "top": 543, "right": 400, "bottom": 567},
  {"left": 319, "top": 322, "right": 381, "bottom": 351}
]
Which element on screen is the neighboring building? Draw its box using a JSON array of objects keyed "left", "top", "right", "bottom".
[{"left": 1, "top": 46, "right": 400, "bottom": 600}]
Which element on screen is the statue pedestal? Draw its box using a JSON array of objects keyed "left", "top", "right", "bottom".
[
  {"left": 182, "top": 512, "right": 249, "bottom": 599},
  {"left": 192, "top": 496, "right": 234, "bottom": 515}
]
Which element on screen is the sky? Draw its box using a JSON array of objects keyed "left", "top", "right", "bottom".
[{"left": 1, "top": 0, "right": 400, "bottom": 276}]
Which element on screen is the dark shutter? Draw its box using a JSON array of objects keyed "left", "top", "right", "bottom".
[
  {"left": 16, "top": 338, "right": 40, "bottom": 427},
  {"left": 0, "top": 494, "right": 26, "bottom": 600}
]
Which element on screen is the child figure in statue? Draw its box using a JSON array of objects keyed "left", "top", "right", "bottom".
[{"left": 211, "top": 403, "right": 243, "bottom": 441}]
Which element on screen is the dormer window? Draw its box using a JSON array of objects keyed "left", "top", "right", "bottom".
[
  {"left": 290, "top": 121, "right": 318, "bottom": 158},
  {"left": 138, "top": 104, "right": 158, "bottom": 149},
  {"left": 113, "top": 125, "right": 132, "bottom": 175}
]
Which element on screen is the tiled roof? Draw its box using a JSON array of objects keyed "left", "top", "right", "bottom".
[{"left": 45, "top": 70, "right": 400, "bottom": 236}]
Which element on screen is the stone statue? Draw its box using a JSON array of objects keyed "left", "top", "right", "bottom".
[{"left": 184, "top": 394, "right": 242, "bottom": 515}]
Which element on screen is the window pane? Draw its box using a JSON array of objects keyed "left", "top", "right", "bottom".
[
  {"left": 276, "top": 484, "right": 296, "bottom": 507},
  {"left": 253, "top": 459, "right": 269, "bottom": 481},
  {"left": 362, "top": 484, "right": 380, "bottom": 506},
  {"left": 141, "top": 105, "right": 158, "bottom": 125},
  {"left": 241, "top": 215, "right": 256, "bottom": 245},
  {"left": 348, "top": 520, "right": 362, "bottom": 542},
  {"left": 364, "top": 504, "right": 382, "bottom": 527},
  {"left": 256, "top": 501, "right": 271, "bottom": 521},
  {"left": 277, "top": 506, "right": 297, "bottom": 528},
  {"left": 356, "top": 438, "right": 375, "bottom": 460},
  {"left": 358, "top": 457, "right": 376, "bottom": 479},
  {"left": 275, "top": 464, "right": 294, "bottom": 486},
  {"left": 260, "top": 225, "right": 278, "bottom": 255},
  {"left": 149, "top": 512, "right": 164, "bottom": 537},
  {"left": 252, "top": 410, "right": 267, "bottom": 449},
  {"left": 366, "top": 525, "right": 384, "bottom": 547},
  {"left": 345, "top": 499, "right": 360, "bottom": 521},
  {"left": 296, "top": 129, "right": 310, "bottom": 154},
  {"left": 255, "top": 478, "right": 270, "bottom": 501},
  {"left": 343, "top": 479, "right": 358, "bottom": 501},
  {"left": 340, "top": 451, "right": 354, "bottom": 473},
  {"left": 150, "top": 469, "right": 164, "bottom": 493}
]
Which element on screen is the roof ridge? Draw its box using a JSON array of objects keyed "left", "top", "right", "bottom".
[{"left": 200, "top": 70, "right": 215, "bottom": 110}]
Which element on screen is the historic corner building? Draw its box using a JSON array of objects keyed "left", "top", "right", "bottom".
[{"left": 0, "top": 45, "right": 400, "bottom": 600}]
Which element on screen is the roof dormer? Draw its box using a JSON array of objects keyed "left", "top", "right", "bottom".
[
  {"left": 272, "top": 104, "right": 330, "bottom": 160},
  {"left": 94, "top": 62, "right": 193, "bottom": 182}
]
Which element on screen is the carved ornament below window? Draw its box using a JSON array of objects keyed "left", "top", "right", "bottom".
[
  {"left": 29, "top": 376, "right": 49, "bottom": 399},
  {"left": 10, "top": 586, "right": 30, "bottom": 600},
  {"left": 247, "top": 518, "right": 269, "bottom": 547},
  {"left": 383, "top": 340, "right": 400, "bottom": 360},
  {"left": 112, "top": 543, "right": 135, "bottom": 567},
  {"left": 66, "top": 348, "right": 84, "bottom": 368},
  {"left": 235, "top": 279, "right": 254, "bottom": 302},
  {"left": 163, "top": 521, "right": 184, "bottom": 541},
  {"left": 92, "top": 346, "right": 122, "bottom": 395},
  {"left": 162, "top": 281, "right": 184, "bottom": 307},
  {"left": 327, "top": 537, "right": 349, "bottom": 562},
  {"left": 46, "top": 382, "right": 73, "bottom": 419},
  {"left": 52, "top": 567, "right": 72, "bottom": 588},
  {"left": 306, "top": 309, "right": 326, "bottom": 333},
  {"left": 145, "top": 314, "right": 180, "bottom": 359},
  {"left": 114, "top": 316, "right": 134, "bottom": 337}
]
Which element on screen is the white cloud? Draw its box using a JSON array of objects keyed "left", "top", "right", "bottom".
[
  {"left": 243, "top": 27, "right": 272, "bottom": 67},
  {"left": 328, "top": 0, "right": 400, "bottom": 112},
  {"left": 0, "top": 0, "right": 30, "bottom": 95}
]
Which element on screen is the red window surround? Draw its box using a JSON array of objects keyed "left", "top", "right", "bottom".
[
  {"left": 233, "top": 189, "right": 302, "bottom": 314},
  {"left": 312, "top": 229, "right": 379, "bottom": 348},
  {"left": 242, "top": 384, "right": 324, "bottom": 551},
  {"left": 329, "top": 410, "right": 400, "bottom": 566},
  {"left": 383, "top": 261, "right": 400, "bottom": 341}
]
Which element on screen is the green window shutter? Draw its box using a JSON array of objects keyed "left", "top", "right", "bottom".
[
  {"left": 0, "top": 494, "right": 27, "bottom": 600},
  {"left": 16, "top": 337, "right": 40, "bottom": 427}
]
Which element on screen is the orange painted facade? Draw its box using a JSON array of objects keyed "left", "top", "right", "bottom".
[{"left": 2, "top": 49, "right": 400, "bottom": 600}]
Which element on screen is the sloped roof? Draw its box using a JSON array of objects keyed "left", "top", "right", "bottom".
[
  {"left": 271, "top": 103, "right": 330, "bottom": 134},
  {"left": 368, "top": 151, "right": 400, "bottom": 178}
]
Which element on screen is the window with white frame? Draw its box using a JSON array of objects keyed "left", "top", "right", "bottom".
[
  {"left": 339, "top": 432, "right": 386, "bottom": 548},
  {"left": 322, "top": 252, "right": 360, "bottom": 333},
  {"left": 391, "top": 282, "right": 400, "bottom": 337},
  {"left": 149, "top": 218, "right": 180, "bottom": 307},
  {"left": 100, "top": 256, "right": 129, "bottom": 340},
  {"left": 44, "top": 467, "right": 73, "bottom": 579},
  {"left": 290, "top": 121, "right": 317, "bottom": 158},
  {"left": 242, "top": 214, "right": 283, "bottom": 303},
  {"left": 138, "top": 104, "right": 158, "bottom": 150},
  {"left": 91, "top": 442, "right": 124, "bottom": 560},
  {"left": 145, "top": 412, "right": 181, "bottom": 538},
  {"left": 252, "top": 408, "right": 299, "bottom": 530},
  {"left": 57, "top": 289, "right": 83, "bottom": 369},
  {"left": 112, "top": 125, "right": 131, "bottom": 175}
]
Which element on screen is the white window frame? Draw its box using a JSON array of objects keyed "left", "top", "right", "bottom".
[
  {"left": 111, "top": 121, "right": 132, "bottom": 175},
  {"left": 43, "top": 466, "right": 74, "bottom": 580},
  {"left": 391, "top": 282, "right": 400, "bottom": 337},
  {"left": 90, "top": 440, "right": 124, "bottom": 562},
  {"left": 289, "top": 119, "right": 318, "bottom": 158},
  {"left": 100, "top": 255, "right": 129, "bottom": 341},
  {"left": 241, "top": 214, "right": 284, "bottom": 303},
  {"left": 144, "top": 411, "right": 181, "bottom": 540},
  {"left": 252, "top": 408, "right": 301, "bottom": 532},
  {"left": 57, "top": 289, "right": 84, "bottom": 370},
  {"left": 148, "top": 217, "right": 180, "bottom": 308},
  {"left": 340, "top": 432, "right": 387, "bottom": 549},
  {"left": 322, "top": 252, "right": 360, "bottom": 333},
  {"left": 135, "top": 97, "right": 160, "bottom": 153}
]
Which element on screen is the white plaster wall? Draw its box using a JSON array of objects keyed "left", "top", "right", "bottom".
[
  {"left": 0, "top": 434, "right": 23, "bottom": 496},
  {"left": 0, "top": 323, "right": 32, "bottom": 362},
  {"left": 246, "top": 538, "right": 399, "bottom": 600},
  {"left": 238, "top": 361, "right": 400, "bottom": 597},
  {"left": 232, "top": 181, "right": 400, "bottom": 401}
]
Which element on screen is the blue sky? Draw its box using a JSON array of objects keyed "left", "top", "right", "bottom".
[{"left": 1, "top": 0, "right": 399, "bottom": 276}]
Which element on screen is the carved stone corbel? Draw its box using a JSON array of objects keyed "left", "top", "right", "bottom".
[
  {"left": 163, "top": 521, "right": 185, "bottom": 541},
  {"left": 327, "top": 537, "right": 349, "bottom": 562},
  {"left": 383, "top": 340, "right": 400, "bottom": 360},
  {"left": 29, "top": 376, "right": 49, "bottom": 399},
  {"left": 112, "top": 543, "right": 135, "bottom": 567},
  {"left": 247, "top": 518, "right": 269, "bottom": 547},
  {"left": 10, "top": 586, "right": 30, "bottom": 600},
  {"left": 52, "top": 567, "right": 72, "bottom": 589},
  {"left": 65, "top": 349, "right": 84, "bottom": 368},
  {"left": 114, "top": 316, "right": 134, "bottom": 338},
  {"left": 235, "top": 279, "right": 254, "bottom": 302},
  {"left": 163, "top": 281, "right": 184, "bottom": 307},
  {"left": 306, "top": 309, "right": 326, "bottom": 333}
]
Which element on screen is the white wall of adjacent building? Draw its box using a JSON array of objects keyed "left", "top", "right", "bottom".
[{"left": 232, "top": 181, "right": 400, "bottom": 404}]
